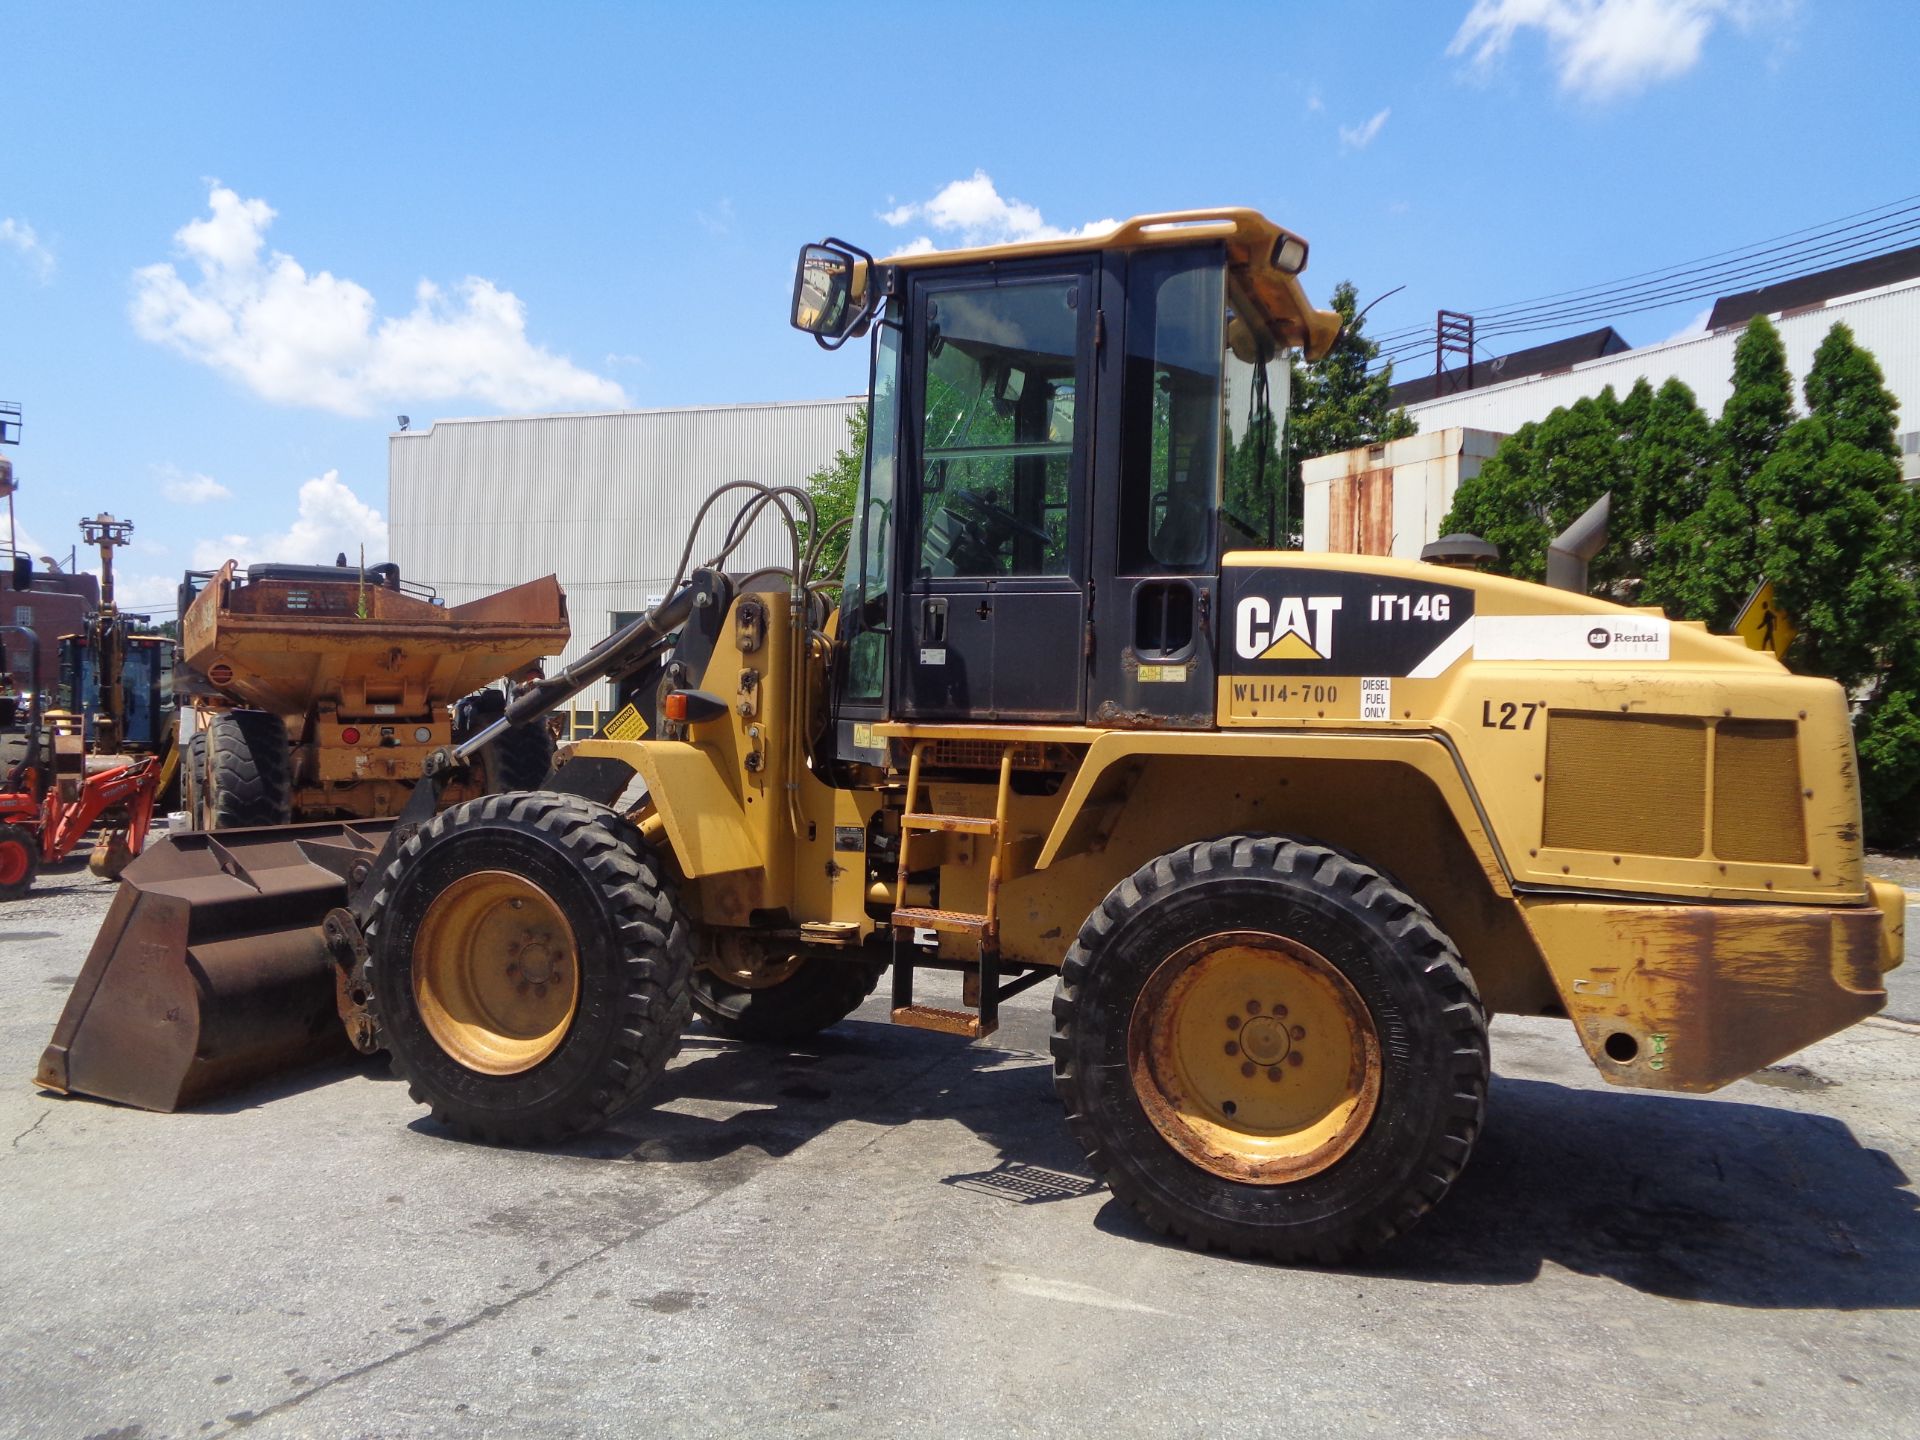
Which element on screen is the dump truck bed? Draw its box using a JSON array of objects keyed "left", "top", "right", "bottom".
[{"left": 180, "top": 564, "right": 569, "bottom": 719}]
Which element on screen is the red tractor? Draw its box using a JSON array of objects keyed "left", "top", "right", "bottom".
[{"left": 0, "top": 728, "right": 159, "bottom": 900}]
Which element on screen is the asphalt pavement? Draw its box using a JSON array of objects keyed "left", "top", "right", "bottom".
[{"left": 2, "top": 861, "right": 1917, "bottom": 1440}]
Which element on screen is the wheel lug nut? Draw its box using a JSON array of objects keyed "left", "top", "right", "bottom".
[
  {"left": 1274, "top": 1004, "right": 1288, "bottom": 1017},
  {"left": 1225, "top": 1015, "right": 1241, "bottom": 1031},
  {"left": 1290, "top": 1025, "right": 1306, "bottom": 1041},
  {"left": 534, "top": 983, "right": 548, "bottom": 999},
  {"left": 1240, "top": 1061, "right": 1256, "bottom": 1078},
  {"left": 1245, "top": 999, "right": 1261, "bottom": 1015},
  {"left": 1288, "top": 1052, "right": 1303, "bottom": 1067},
  {"left": 1224, "top": 1041, "right": 1239, "bottom": 1057},
  {"left": 1267, "top": 1067, "right": 1283, "bottom": 1082}
]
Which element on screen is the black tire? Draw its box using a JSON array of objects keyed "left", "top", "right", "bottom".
[
  {"left": 0, "top": 822, "right": 37, "bottom": 900},
  {"left": 464, "top": 690, "right": 557, "bottom": 793},
  {"left": 485, "top": 721, "right": 557, "bottom": 793},
  {"left": 689, "top": 936, "right": 884, "bottom": 1042},
  {"left": 364, "top": 791, "right": 692, "bottom": 1144},
  {"left": 1052, "top": 834, "right": 1488, "bottom": 1263},
  {"left": 182, "top": 729, "right": 208, "bottom": 826},
  {"left": 206, "top": 710, "right": 292, "bottom": 828}
]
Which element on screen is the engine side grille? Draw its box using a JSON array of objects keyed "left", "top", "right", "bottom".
[
  {"left": 1712, "top": 719, "right": 1807, "bottom": 863},
  {"left": 1543, "top": 713, "right": 1707, "bottom": 857}
]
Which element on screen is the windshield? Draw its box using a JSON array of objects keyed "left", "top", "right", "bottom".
[{"left": 839, "top": 303, "right": 902, "bottom": 704}]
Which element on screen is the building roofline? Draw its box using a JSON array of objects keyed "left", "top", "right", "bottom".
[
  {"left": 391, "top": 395, "right": 865, "bottom": 439},
  {"left": 1402, "top": 273, "right": 1920, "bottom": 414}
]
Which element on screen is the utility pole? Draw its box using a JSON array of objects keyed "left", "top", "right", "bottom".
[
  {"left": 1434, "top": 311, "right": 1475, "bottom": 396},
  {"left": 78, "top": 513, "right": 134, "bottom": 752}
]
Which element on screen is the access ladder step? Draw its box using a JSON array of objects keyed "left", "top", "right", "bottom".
[
  {"left": 891, "top": 1004, "right": 998, "bottom": 1040},
  {"left": 892, "top": 907, "right": 987, "bottom": 935},
  {"left": 899, "top": 812, "right": 999, "bottom": 836}
]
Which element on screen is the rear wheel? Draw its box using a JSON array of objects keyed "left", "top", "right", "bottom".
[
  {"left": 690, "top": 931, "right": 883, "bottom": 1042},
  {"left": 0, "top": 822, "right": 37, "bottom": 900},
  {"left": 206, "top": 710, "right": 292, "bottom": 828},
  {"left": 1052, "top": 834, "right": 1488, "bottom": 1263},
  {"left": 364, "top": 791, "right": 692, "bottom": 1144}
]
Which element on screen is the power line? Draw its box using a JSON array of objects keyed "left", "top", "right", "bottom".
[
  {"left": 1371, "top": 211, "right": 1920, "bottom": 364},
  {"left": 1366, "top": 192, "right": 1920, "bottom": 348},
  {"left": 1364, "top": 193, "right": 1920, "bottom": 368}
]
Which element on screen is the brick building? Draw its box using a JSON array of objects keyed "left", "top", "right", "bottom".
[{"left": 2, "top": 568, "right": 100, "bottom": 712}]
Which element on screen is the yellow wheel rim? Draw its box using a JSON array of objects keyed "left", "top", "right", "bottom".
[
  {"left": 412, "top": 869, "right": 581, "bottom": 1075},
  {"left": 1129, "top": 930, "right": 1381, "bottom": 1184}
]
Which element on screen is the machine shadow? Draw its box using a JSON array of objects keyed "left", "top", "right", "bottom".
[
  {"left": 511, "top": 1014, "right": 1920, "bottom": 1310},
  {"left": 535, "top": 1015, "right": 1091, "bottom": 1178},
  {"left": 1097, "top": 1073, "right": 1920, "bottom": 1310}
]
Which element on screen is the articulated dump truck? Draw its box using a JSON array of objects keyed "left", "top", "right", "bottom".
[
  {"left": 176, "top": 560, "right": 570, "bottom": 827},
  {"left": 37, "top": 210, "right": 1904, "bottom": 1262}
]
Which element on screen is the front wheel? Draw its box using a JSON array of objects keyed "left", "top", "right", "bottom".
[
  {"left": 0, "top": 822, "right": 38, "bottom": 900},
  {"left": 1052, "top": 835, "right": 1488, "bottom": 1263},
  {"left": 364, "top": 791, "right": 692, "bottom": 1144}
]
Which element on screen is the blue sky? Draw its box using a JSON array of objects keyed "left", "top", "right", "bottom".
[{"left": 2, "top": 0, "right": 1914, "bottom": 613}]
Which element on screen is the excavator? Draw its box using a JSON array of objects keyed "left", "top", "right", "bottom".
[{"left": 36, "top": 210, "right": 1905, "bottom": 1261}]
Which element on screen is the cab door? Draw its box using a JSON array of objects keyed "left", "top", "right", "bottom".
[{"left": 895, "top": 264, "right": 1094, "bottom": 722}]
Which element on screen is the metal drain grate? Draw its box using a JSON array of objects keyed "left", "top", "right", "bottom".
[{"left": 943, "top": 1160, "right": 1103, "bottom": 1204}]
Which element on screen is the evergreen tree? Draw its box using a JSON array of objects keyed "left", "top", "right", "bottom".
[
  {"left": 1632, "top": 378, "right": 1715, "bottom": 613},
  {"left": 1286, "top": 281, "right": 1417, "bottom": 546},
  {"left": 1691, "top": 313, "right": 1795, "bottom": 626},
  {"left": 1749, "top": 325, "right": 1920, "bottom": 843}
]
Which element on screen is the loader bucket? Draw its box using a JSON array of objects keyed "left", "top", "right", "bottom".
[{"left": 34, "top": 819, "right": 394, "bottom": 1112}]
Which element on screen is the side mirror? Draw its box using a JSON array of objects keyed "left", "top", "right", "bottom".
[{"left": 791, "top": 242, "right": 870, "bottom": 346}]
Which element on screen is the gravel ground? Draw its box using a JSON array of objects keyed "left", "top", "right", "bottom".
[{"left": 1, "top": 860, "right": 1917, "bottom": 1440}]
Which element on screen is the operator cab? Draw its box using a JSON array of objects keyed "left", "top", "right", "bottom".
[{"left": 792, "top": 212, "right": 1340, "bottom": 761}]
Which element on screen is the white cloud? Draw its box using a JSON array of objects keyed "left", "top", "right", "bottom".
[
  {"left": 131, "top": 185, "right": 627, "bottom": 417},
  {"left": 156, "top": 463, "right": 233, "bottom": 505},
  {"left": 1339, "top": 108, "right": 1392, "bottom": 151},
  {"left": 0, "top": 218, "right": 55, "bottom": 283},
  {"left": 879, "top": 171, "right": 1117, "bottom": 254},
  {"left": 1448, "top": 0, "right": 1787, "bottom": 100},
  {"left": 1659, "top": 305, "right": 1715, "bottom": 343},
  {"left": 190, "top": 469, "right": 387, "bottom": 573}
]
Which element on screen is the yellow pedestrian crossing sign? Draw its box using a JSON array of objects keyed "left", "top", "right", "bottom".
[{"left": 1734, "top": 580, "right": 1797, "bottom": 659}]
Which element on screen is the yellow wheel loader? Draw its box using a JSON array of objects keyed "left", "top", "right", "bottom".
[{"left": 38, "top": 210, "right": 1904, "bottom": 1262}]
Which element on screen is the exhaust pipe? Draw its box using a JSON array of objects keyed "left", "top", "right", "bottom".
[{"left": 1546, "top": 492, "right": 1611, "bottom": 594}]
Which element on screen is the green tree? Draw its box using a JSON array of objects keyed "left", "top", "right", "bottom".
[
  {"left": 1286, "top": 281, "right": 1417, "bottom": 546},
  {"left": 800, "top": 407, "right": 867, "bottom": 581},
  {"left": 1750, "top": 325, "right": 1920, "bottom": 843},
  {"left": 1441, "top": 385, "right": 1656, "bottom": 592},
  {"left": 1684, "top": 313, "right": 1796, "bottom": 626},
  {"left": 1630, "top": 377, "right": 1715, "bottom": 612}
]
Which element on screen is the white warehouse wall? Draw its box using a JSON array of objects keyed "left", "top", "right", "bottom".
[
  {"left": 1399, "top": 278, "right": 1920, "bottom": 474},
  {"left": 390, "top": 398, "right": 862, "bottom": 706}
]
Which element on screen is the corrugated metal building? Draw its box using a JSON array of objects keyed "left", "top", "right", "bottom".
[
  {"left": 1395, "top": 274, "right": 1920, "bottom": 483},
  {"left": 390, "top": 398, "right": 862, "bottom": 708}
]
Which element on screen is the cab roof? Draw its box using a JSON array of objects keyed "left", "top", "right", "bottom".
[{"left": 882, "top": 208, "right": 1343, "bottom": 360}]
